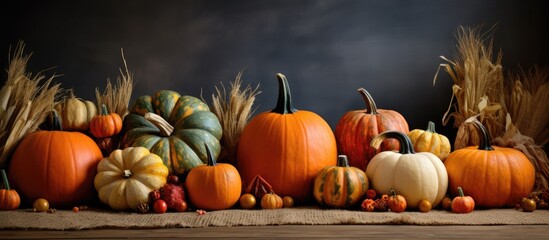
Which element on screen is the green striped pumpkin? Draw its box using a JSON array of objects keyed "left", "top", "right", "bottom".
[
  {"left": 313, "top": 155, "right": 369, "bottom": 208},
  {"left": 121, "top": 90, "right": 222, "bottom": 176}
]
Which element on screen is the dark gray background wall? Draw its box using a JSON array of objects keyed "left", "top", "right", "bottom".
[{"left": 2, "top": 0, "right": 548, "bottom": 146}]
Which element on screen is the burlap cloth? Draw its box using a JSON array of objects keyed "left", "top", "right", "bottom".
[{"left": 1, "top": 207, "right": 548, "bottom": 230}]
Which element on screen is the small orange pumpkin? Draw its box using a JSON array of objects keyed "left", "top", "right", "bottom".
[
  {"left": 451, "top": 187, "right": 475, "bottom": 214},
  {"left": 90, "top": 104, "right": 123, "bottom": 138},
  {"left": 0, "top": 169, "right": 20, "bottom": 210},
  {"left": 387, "top": 189, "right": 407, "bottom": 213},
  {"left": 444, "top": 119, "right": 535, "bottom": 208},
  {"left": 261, "top": 193, "right": 283, "bottom": 209},
  {"left": 185, "top": 144, "right": 242, "bottom": 211}
]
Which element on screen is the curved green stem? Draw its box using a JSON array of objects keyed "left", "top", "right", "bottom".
[
  {"left": 371, "top": 131, "right": 415, "bottom": 154},
  {"left": 357, "top": 88, "right": 378, "bottom": 115},
  {"left": 272, "top": 73, "right": 297, "bottom": 114},
  {"left": 337, "top": 155, "right": 350, "bottom": 167},
  {"left": 457, "top": 187, "right": 465, "bottom": 197},
  {"left": 466, "top": 120, "right": 494, "bottom": 151},
  {"left": 205, "top": 143, "right": 217, "bottom": 166},
  {"left": 1, "top": 169, "right": 10, "bottom": 190},
  {"left": 390, "top": 189, "right": 397, "bottom": 197}
]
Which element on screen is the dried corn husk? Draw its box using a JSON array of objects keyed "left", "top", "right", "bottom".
[
  {"left": 434, "top": 25, "right": 506, "bottom": 149},
  {"left": 95, "top": 48, "right": 134, "bottom": 119},
  {"left": 209, "top": 70, "right": 260, "bottom": 165},
  {"left": 435, "top": 26, "right": 549, "bottom": 190},
  {"left": 0, "top": 42, "right": 61, "bottom": 168}
]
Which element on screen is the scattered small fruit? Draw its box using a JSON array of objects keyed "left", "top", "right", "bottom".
[
  {"left": 196, "top": 209, "right": 206, "bottom": 215},
  {"left": 73, "top": 207, "right": 79, "bottom": 213},
  {"left": 239, "top": 193, "right": 257, "bottom": 210},
  {"left": 520, "top": 198, "right": 536, "bottom": 212},
  {"left": 136, "top": 202, "right": 150, "bottom": 214},
  {"left": 387, "top": 190, "right": 407, "bottom": 213},
  {"left": 366, "top": 189, "right": 377, "bottom": 199},
  {"left": 153, "top": 199, "right": 168, "bottom": 214},
  {"left": 361, "top": 199, "right": 375, "bottom": 212},
  {"left": 33, "top": 198, "right": 49, "bottom": 212},
  {"left": 418, "top": 199, "right": 432, "bottom": 213},
  {"left": 441, "top": 197, "right": 452, "bottom": 211},
  {"left": 282, "top": 196, "right": 294, "bottom": 208}
]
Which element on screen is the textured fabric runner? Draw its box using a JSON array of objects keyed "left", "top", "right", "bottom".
[{"left": 1, "top": 207, "right": 548, "bottom": 230}]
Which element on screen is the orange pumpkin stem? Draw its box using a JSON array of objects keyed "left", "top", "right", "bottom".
[
  {"left": 357, "top": 88, "right": 378, "bottom": 114},
  {"left": 272, "top": 73, "right": 297, "bottom": 114},
  {"left": 466, "top": 120, "right": 494, "bottom": 151},
  {"left": 1, "top": 169, "right": 10, "bottom": 190}
]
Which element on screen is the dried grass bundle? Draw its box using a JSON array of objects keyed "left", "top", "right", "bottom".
[
  {"left": 0, "top": 42, "right": 61, "bottom": 168},
  {"left": 95, "top": 49, "right": 134, "bottom": 119},
  {"left": 434, "top": 26, "right": 507, "bottom": 149},
  {"left": 210, "top": 70, "right": 261, "bottom": 165}
]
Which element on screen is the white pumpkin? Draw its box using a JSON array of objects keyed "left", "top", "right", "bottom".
[
  {"left": 366, "top": 131, "right": 448, "bottom": 208},
  {"left": 94, "top": 147, "right": 169, "bottom": 211}
]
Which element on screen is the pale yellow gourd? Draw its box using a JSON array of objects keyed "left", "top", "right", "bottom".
[
  {"left": 407, "top": 121, "right": 451, "bottom": 161},
  {"left": 55, "top": 93, "right": 97, "bottom": 131},
  {"left": 366, "top": 131, "right": 448, "bottom": 209},
  {"left": 94, "top": 147, "right": 168, "bottom": 211}
]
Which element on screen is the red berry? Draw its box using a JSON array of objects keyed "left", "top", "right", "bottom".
[
  {"left": 366, "top": 189, "right": 377, "bottom": 199},
  {"left": 153, "top": 200, "right": 168, "bottom": 214},
  {"left": 149, "top": 190, "right": 161, "bottom": 203}
]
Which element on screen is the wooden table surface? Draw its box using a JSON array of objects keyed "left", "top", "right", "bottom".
[{"left": 1, "top": 225, "right": 547, "bottom": 239}]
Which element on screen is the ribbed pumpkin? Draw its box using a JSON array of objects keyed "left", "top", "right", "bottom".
[
  {"left": 8, "top": 111, "right": 102, "bottom": 207},
  {"left": 54, "top": 92, "right": 97, "bottom": 131},
  {"left": 366, "top": 131, "right": 448, "bottom": 209},
  {"left": 407, "top": 121, "right": 451, "bottom": 161},
  {"left": 444, "top": 119, "right": 535, "bottom": 208},
  {"left": 90, "top": 104, "right": 123, "bottom": 138},
  {"left": 185, "top": 144, "right": 242, "bottom": 211},
  {"left": 94, "top": 147, "right": 168, "bottom": 211},
  {"left": 237, "top": 73, "right": 337, "bottom": 203},
  {"left": 335, "top": 88, "right": 409, "bottom": 171},
  {"left": 0, "top": 169, "right": 20, "bottom": 210},
  {"left": 121, "top": 90, "right": 222, "bottom": 176},
  {"left": 313, "top": 155, "right": 369, "bottom": 208}
]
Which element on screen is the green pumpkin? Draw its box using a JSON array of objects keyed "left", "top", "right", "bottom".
[{"left": 121, "top": 90, "right": 222, "bottom": 176}]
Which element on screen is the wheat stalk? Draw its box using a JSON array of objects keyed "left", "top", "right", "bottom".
[
  {"left": 209, "top": 70, "right": 261, "bottom": 165},
  {"left": 95, "top": 48, "right": 134, "bottom": 119},
  {"left": 0, "top": 41, "right": 61, "bottom": 168}
]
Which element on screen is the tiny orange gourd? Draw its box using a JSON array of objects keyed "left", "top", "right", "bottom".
[
  {"left": 261, "top": 193, "right": 283, "bottom": 209},
  {"left": 451, "top": 187, "right": 475, "bottom": 214},
  {"left": 90, "top": 104, "right": 123, "bottom": 138}
]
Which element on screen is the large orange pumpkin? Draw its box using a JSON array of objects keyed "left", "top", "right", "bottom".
[
  {"left": 335, "top": 88, "right": 409, "bottom": 170},
  {"left": 237, "top": 73, "right": 337, "bottom": 203},
  {"left": 8, "top": 111, "right": 103, "bottom": 207},
  {"left": 444, "top": 119, "right": 535, "bottom": 208}
]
